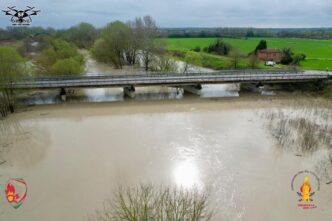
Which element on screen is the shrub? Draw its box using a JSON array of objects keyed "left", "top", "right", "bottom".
[
  {"left": 281, "top": 48, "right": 294, "bottom": 65},
  {"left": 50, "top": 56, "right": 84, "bottom": 75},
  {"left": 38, "top": 38, "right": 84, "bottom": 75},
  {"left": 292, "top": 53, "right": 306, "bottom": 65},
  {"left": 206, "top": 39, "right": 231, "bottom": 56},
  {"left": 192, "top": 46, "right": 201, "bottom": 52}
]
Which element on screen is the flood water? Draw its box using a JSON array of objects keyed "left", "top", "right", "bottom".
[
  {"left": 19, "top": 51, "right": 242, "bottom": 105},
  {"left": 0, "top": 97, "right": 331, "bottom": 221},
  {"left": 1, "top": 54, "right": 332, "bottom": 220}
]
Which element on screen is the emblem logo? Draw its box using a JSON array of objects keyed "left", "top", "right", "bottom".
[
  {"left": 2, "top": 6, "right": 40, "bottom": 26},
  {"left": 5, "top": 178, "right": 28, "bottom": 209},
  {"left": 291, "top": 170, "right": 320, "bottom": 209}
]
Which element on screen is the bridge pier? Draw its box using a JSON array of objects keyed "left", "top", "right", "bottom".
[
  {"left": 182, "top": 84, "right": 202, "bottom": 95},
  {"left": 123, "top": 85, "right": 135, "bottom": 98},
  {"left": 59, "top": 88, "right": 67, "bottom": 101}
]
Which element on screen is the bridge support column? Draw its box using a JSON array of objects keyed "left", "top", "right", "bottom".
[
  {"left": 182, "top": 84, "right": 202, "bottom": 95},
  {"left": 60, "top": 88, "right": 67, "bottom": 101},
  {"left": 123, "top": 85, "right": 135, "bottom": 98}
]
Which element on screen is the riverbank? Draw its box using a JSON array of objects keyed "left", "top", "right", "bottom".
[{"left": 14, "top": 92, "right": 331, "bottom": 117}]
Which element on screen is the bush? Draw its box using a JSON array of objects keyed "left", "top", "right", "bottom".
[
  {"left": 206, "top": 39, "right": 231, "bottom": 56},
  {"left": 292, "top": 53, "right": 306, "bottom": 65},
  {"left": 170, "top": 50, "right": 186, "bottom": 58},
  {"left": 50, "top": 56, "right": 84, "bottom": 75},
  {"left": 281, "top": 48, "right": 294, "bottom": 65},
  {"left": 38, "top": 38, "right": 84, "bottom": 75},
  {"left": 192, "top": 46, "right": 201, "bottom": 52}
]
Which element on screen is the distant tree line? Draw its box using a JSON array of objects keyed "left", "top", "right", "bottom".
[
  {"left": 2, "top": 26, "right": 332, "bottom": 44},
  {"left": 162, "top": 27, "right": 332, "bottom": 39}
]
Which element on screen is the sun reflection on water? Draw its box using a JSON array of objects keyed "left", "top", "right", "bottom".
[{"left": 173, "top": 160, "right": 202, "bottom": 189}]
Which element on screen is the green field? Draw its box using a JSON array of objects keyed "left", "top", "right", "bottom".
[{"left": 164, "top": 38, "right": 332, "bottom": 70}]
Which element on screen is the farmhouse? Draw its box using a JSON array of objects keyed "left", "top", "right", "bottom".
[{"left": 257, "top": 49, "right": 282, "bottom": 63}]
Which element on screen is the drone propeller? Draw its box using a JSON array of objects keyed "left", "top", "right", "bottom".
[
  {"left": 2, "top": 10, "right": 12, "bottom": 15},
  {"left": 8, "top": 6, "right": 18, "bottom": 12},
  {"left": 30, "top": 10, "right": 40, "bottom": 16}
]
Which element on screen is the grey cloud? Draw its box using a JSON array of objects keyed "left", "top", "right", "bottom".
[{"left": 0, "top": 0, "right": 331, "bottom": 28}]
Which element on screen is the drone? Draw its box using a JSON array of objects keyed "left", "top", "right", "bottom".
[{"left": 2, "top": 6, "right": 40, "bottom": 25}]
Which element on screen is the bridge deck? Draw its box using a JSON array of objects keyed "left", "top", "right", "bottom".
[{"left": 2, "top": 70, "right": 331, "bottom": 89}]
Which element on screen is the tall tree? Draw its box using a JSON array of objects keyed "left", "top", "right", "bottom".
[
  {"left": 125, "top": 18, "right": 144, "bottom": 65},
  {"left": 254, "top": 40, "right": 267, "bottom": 54},
  {"left": 228, "top": 50, "right": 241, "bottom": 69},
  {"left": 140, "top": 16, "right": 159, "bottom": 71},
  {"left": 92, "top": 21, "right": 130, "bottom": 69},
  {"left": 64, "top": 23, "right": 98, "bottom": 49},
  {"left": 0, "top": 47, "right": 25, "bottom": 116},
  {"left": 281, "top": 48, "right": 294, "bottom": 65}
]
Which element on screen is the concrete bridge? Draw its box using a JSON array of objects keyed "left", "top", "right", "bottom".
[{"left": 3, "top": 70, "right": 331, "bottom": 91}]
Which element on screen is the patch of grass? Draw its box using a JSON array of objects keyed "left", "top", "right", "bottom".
[
  {"left": 301, "top": 59, "right": 332, "bottom": 71},
  {"left": 163, "top": 37, "right": 332, "bottom": 70}
]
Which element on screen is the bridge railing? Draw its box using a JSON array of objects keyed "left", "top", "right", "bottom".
[
  {"left": 1, "top": 70, "right": 330, "bottom": 89},
  {"left": 20, "top": 69, "right": 305, "bottom": 82}
]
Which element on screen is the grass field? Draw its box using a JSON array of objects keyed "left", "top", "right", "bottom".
[{"left": 164, "top": 38, "right": 332, "bottom": 70}]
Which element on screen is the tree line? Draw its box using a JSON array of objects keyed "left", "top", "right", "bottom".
[
  {"left": 92, "top": 16, "right": 168, "bottom": 71},
  {"left": 164, "top": 27, "right": 332, "bottom": 39}
]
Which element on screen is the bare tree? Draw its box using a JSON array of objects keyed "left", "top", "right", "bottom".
[
  {"left": 248, "top": 54, "right": 260, "bottom": 69},
  {"left": 140, "top": 16, "right": 159, "bottom": 71},
  {"left": 228, "top": 50, "right": 241, "bottom": 69},
  {"left": 89, "top": 184, "right": 213, "bottom": 221}
]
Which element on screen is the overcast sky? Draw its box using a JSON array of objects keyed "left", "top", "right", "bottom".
[{"left": 1, "top": 0, "right": 331, "bottom": 28}]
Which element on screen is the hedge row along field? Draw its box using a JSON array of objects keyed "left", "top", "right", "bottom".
[{"left": 164, "top": 37, "right": 332, "bottom": 71}]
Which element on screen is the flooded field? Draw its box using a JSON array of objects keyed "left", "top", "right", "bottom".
[{"left": 0, "top": 96, "right": 331, "bottom": 221}]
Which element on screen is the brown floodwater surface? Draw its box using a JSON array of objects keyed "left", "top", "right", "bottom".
[{"left": 0, "top": 97, "right": 331, "bottom": 221}]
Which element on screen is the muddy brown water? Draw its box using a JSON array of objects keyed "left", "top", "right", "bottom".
[
  {"left": 0, "top": 97, "right": 331, "bottom": 221},
  {"left": 1, "top": 54, "right": 331, "bottom": 220}
]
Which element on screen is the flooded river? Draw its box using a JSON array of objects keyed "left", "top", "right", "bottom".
[
  {"left": 1, "top": 54, "right": 332, "bottom": 220},
  {"left": 0, "top": 97, "right": 331, "bottom": 221}
]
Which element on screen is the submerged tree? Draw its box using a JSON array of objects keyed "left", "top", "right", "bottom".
[
  {"left": 140, "top": 16, "right": 160, "bottom": 71},
  {"left": 37, "top": 38, "right": 84, "bottom": 75},
  {"left": 92, "top": 16, "right": 164, "bottom": 71},
  {"left": 89, "top": 184, "right": 213, "bottom": 221},
  {"left": 64, "top": 22, "right": 98, "bottom": 49},
  {"left": 0, "top": 47, "right": 25, "bottom": 116},
  {"left": 92, "top": 21, "right": 131, "bottom": 68}
]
